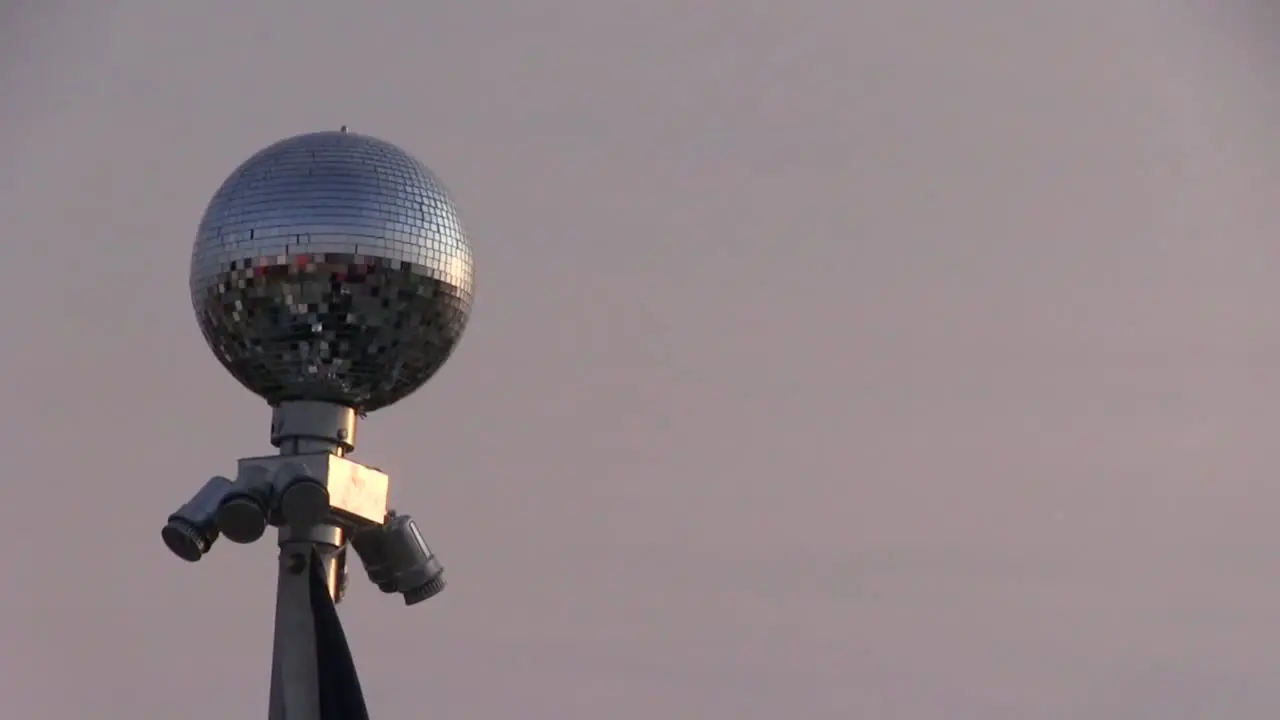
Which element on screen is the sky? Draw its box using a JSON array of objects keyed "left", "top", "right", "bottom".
[{"left": 1, "top": 1, "right": 1279, "bottom": 717}]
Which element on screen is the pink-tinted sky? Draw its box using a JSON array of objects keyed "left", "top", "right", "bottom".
[{"left": 1, "top": 1, "right": 1279, "bottom": 717}]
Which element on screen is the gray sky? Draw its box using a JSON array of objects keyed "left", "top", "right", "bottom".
[{"left": 1, "top": 1, "right": 1278, "bottom": 717}]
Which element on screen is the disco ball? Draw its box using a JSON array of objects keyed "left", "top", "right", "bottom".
[{"left": 190, "top": 130, "right": 474, "bottom": 413}]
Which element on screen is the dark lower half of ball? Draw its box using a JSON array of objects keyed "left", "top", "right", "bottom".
[{"left": 192, "top": 256, "right": 471, "bottom": 412}]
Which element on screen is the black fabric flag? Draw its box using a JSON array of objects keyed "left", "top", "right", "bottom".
[{"left": 309, "top": 550, "right": 371, "bottom": 720}]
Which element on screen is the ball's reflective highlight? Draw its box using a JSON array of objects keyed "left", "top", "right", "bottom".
[{"left": 190, "top": 131, "right": 474, "bottom": 412}]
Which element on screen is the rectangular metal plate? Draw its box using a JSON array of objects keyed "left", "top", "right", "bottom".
[
  {"left": 323, "top": 454, "right": 389, "bottom": 525},
  {"left": 236, "top": 452, "right": 390, "bottom": 528}
]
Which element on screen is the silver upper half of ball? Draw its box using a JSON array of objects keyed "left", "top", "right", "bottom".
[{"left": 191, "top": 130, "right": 474, "bottom": 413}]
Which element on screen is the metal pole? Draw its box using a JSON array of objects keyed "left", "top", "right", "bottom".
[
  {"left": 266, "top": 402, "right": 358, "bottom": 720},
  {"left": 268, "top": 527, "right": 333, "bottom": 720}
]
